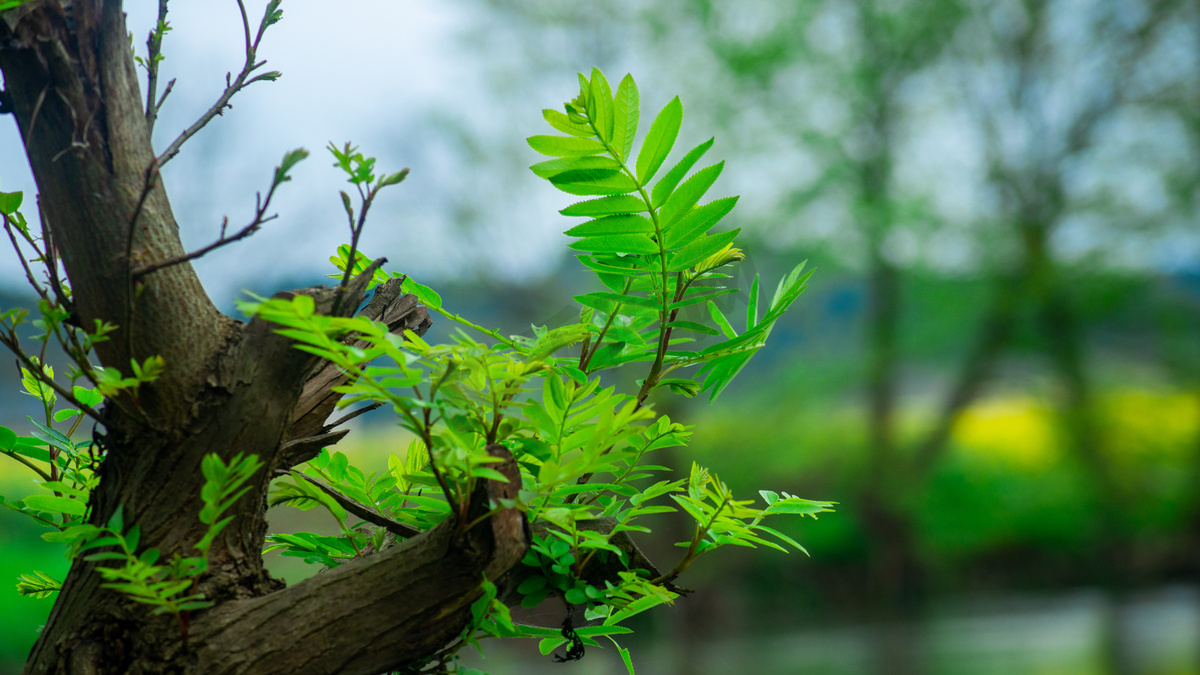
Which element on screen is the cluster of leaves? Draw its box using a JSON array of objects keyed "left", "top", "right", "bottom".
[
  {"left": 244, "top": 69, "right": 831, "bottom": 674},
  {"left": 1, "top": 358, "right": 105, "bottom": 591},
  {"left": 70, "top": 454, "right": 261, "bottom": 624},
  {"left": 0, "top": 305, "right": 258, "bottom": 627},
  {"left": 1, "top": 186, "right": 159, "bottom": 420},
  {"left": 1, "top": 64, "right": 829, "bottom": 673}
]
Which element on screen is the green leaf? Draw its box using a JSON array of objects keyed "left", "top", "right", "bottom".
[
  {"left": 108, "top": 504, "right": 124, "bottom": 532},
  {"left": 635, "top": 97, "right": 682, "bottom": 184},
  {"left": 577, "top": 292, "right": 660, "bottom": 311},
  {"left": 746, "top": 274, "right": 760, "bottom": 330},
  {"left": 29, "top": 419, "right": 73, "bottom": 453},
  {"left": 700, "top": 350, "right": 755, "bottom": 402},
  {"left": 549, "top": 170, "right": 639, "bottom": 196},
  {"left": 659, "top": 162, "right": 725, "bottom": 230},
  {"left": 528, "top": 135, "right": 606, "bottom": 157},
  {"left": 273, "top": 147, "right": 309, "bottom": 185},
  {"left": 611, "top": 637, "right": 636, "bottom": 675},
  {"left": 568, "top": 234, "right": 660, "bottom": 255},
  {"left": 517, "top": 576, "right": 548, "bottom": 594},
  {"left": 707, "top": 301, "right": 737, "bottom": 339},
  {"left": 400, "top": 276, "right": 443, "bottom": 310},
  {"left": 669, "top": 287, "right": 737, "bottom": 310},
  {"left": 588, "top": 68, "right": 615, "bottom": 142},
  {"left": 664, "top": 196, "right": 739, "bottom": 248},
  {"left": 667, "top": 320, "right": 718, "bottom": 336},
  {"left": 564, "top": 587, "right": 587, "bottom": 605},
  {"left": 611, "top": 74, "right": 640, "bottom": 162},
  {"left": 668, "top": 229, "right": 740, "bottom": 271},
  {"left": 530, "top": 156, "right": 621, "bottom": 179},
  {"left": 543, "top": 109, "right": 595, "bottom": 138},
  {"left": 23, "top": 494, "right": 87, "bottom": 516},
  {"left": 73, "top": 385, "right": 104, "bottom": 408},
  {"left": 565, "top": 215, "right": 655, "bottom": 237},
  {"left": 0, "top": 190, "right": 22, "bottom": 215},
  {"left": 561, "top": 195, "right": 648, "bottom": 218},
  {"left": 0, "top": 426, "right": 15, "bottom": 451},
  {"left": 651, "top": 137, "right": 714, "bottom": 208},
  {"left": 53, "top": 408, "right": 81, "bottom": 423}
]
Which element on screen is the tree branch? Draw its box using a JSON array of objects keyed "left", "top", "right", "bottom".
[
  {"left": 143, "top": 0, "right": 170, "bottom": 135},
  {"left": 193, "top": 447, "right": 527, "bottom": 675},
  {"left": 277, "top": 469, "right": 422, "bottom": 540},
  {"left": 155, "top": 0, "right": 280, "bottom": 169}
]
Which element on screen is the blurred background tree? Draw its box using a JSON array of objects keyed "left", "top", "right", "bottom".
[{"left": 2, "top": 0, "right": 1198, "bottom": 673}]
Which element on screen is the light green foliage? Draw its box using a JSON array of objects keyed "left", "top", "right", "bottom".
[
  {"left": 240, "top": 70, "right": 832, "bottom": 672},
  {"left": 0, "top": 359, "right": 260, "bottom": 621},
  {"left": 529, "top": 68, "right": 813, "bottom": 402},
  {"left": 15, "top": 571, "right": 61, "bottom": 599},
  {"left": 1, "top": 68, "right": 829, "bottom": 673}
]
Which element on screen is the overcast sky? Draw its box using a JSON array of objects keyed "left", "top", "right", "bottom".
[
  {"left": 0, "top": 0, "right": 580, "bottom": 303},
  {"left": 2, "top": 0, "right": 1197, "bottom": 306}
]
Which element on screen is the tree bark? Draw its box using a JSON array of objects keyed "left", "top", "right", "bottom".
[{"left": 2, "top": 3, "right": 527, "bottom": 673}]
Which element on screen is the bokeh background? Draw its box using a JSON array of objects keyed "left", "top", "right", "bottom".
[{"left": 2, "top": 0, "right": 1199, "bottom": 673}]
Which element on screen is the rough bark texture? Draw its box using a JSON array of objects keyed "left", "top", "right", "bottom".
[{"left": 2, "top": 2, "right": 526, "bottom": 673}]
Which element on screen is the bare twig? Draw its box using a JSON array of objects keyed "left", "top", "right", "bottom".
[
  {"left": 144, "top": 0, "right": 171, "bottom": 135},
  {"left": 2, "top": 213, "right": 52, "bottom": 304},
  {"left": 333, "top": 186, "right": 376, "bottom": 315},
  {"left": 0, "top": 333, "right": 104, "bottom": 424},
  {"left": 275, "top": 469, "right": 422, "bottom": 539},
  {"left": 326, "top": 402, "right": 384, "bottom": 430},
  {"left": 155, "top": 0, "right": 280, "bottom": 170}
]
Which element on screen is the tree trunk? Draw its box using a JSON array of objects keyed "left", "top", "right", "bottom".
[{"left": 1, "top": 3, "right": 529, "bottom": 673}]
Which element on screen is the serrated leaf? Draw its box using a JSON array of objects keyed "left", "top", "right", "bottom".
[
  {"left": 651, "top": 137, "right": 714, "bottom": 208},
  {"left": 565, "top": 215, "right": 655, "bottom": 237},
  {"left": 568, "top": 234, "right": 660, "bottom": 255},
  {"left": 659, "top": 162, "right": 725, "bottom": 230},
  {"left": 530, "top": 156, "right": 621, "bottom": 179},
  {"left": 577, "top": 292, "right": 661, "bottom": 311},
  {"left": 550, "top": 170, "right": 638, "bottom": 196},
  {"left": 588, "top": 68, "right": 615, "bottom": 143},
  {"left": 664, "top": 196, "right": 739, "bottom": 248},
  {"left": 561, "top": 195, "right": 648, "bottom": 217},
  {"left": 543, "top": 109, "right": 595, "bottom": 138},
  {"left": 611, "top": 74, "right": 640, "bottom": 161},
  {"left": 635, "top": 97, "right": 682, "bottom": 184},
  {"left": 668, "top": 229, "right": 740, "bottom": 271},
  {"left": 528, "top": 135, "right": 606, "bottom": 157}
]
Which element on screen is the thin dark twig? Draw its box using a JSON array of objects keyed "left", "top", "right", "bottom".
[
  {"left": 155, "top": 78, "right": 176, "bottom": 117},
  {"left": 326, "top": 402, "right": 384, "bottom": 430},
  {"left": 274, "top": 469, "right": 422, "bottom": 539},
  {"left": 156, "top": 0, "right": 278, "bottom": 170},
  {"left": 0, "top": 332, "right": 104, "bottom": 424},
  {"left": 37, "top": 198, "right": 72, "bottom": 315},
  {"left": 144, "top": 0, "right": 170, "bottom": 134},
  {"left": 333, "top": 186, "right": 377, "bottom": 315},
  {"left": 131, "top": 146, "right": 296, "bottom": 280},
  {"left": 2, "top": 214, "right": 52, "bottom": 304}
]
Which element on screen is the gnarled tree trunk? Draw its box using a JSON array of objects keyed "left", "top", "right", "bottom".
[{"left": 1, "top": 2, "right": 529, "bottom": 673}]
